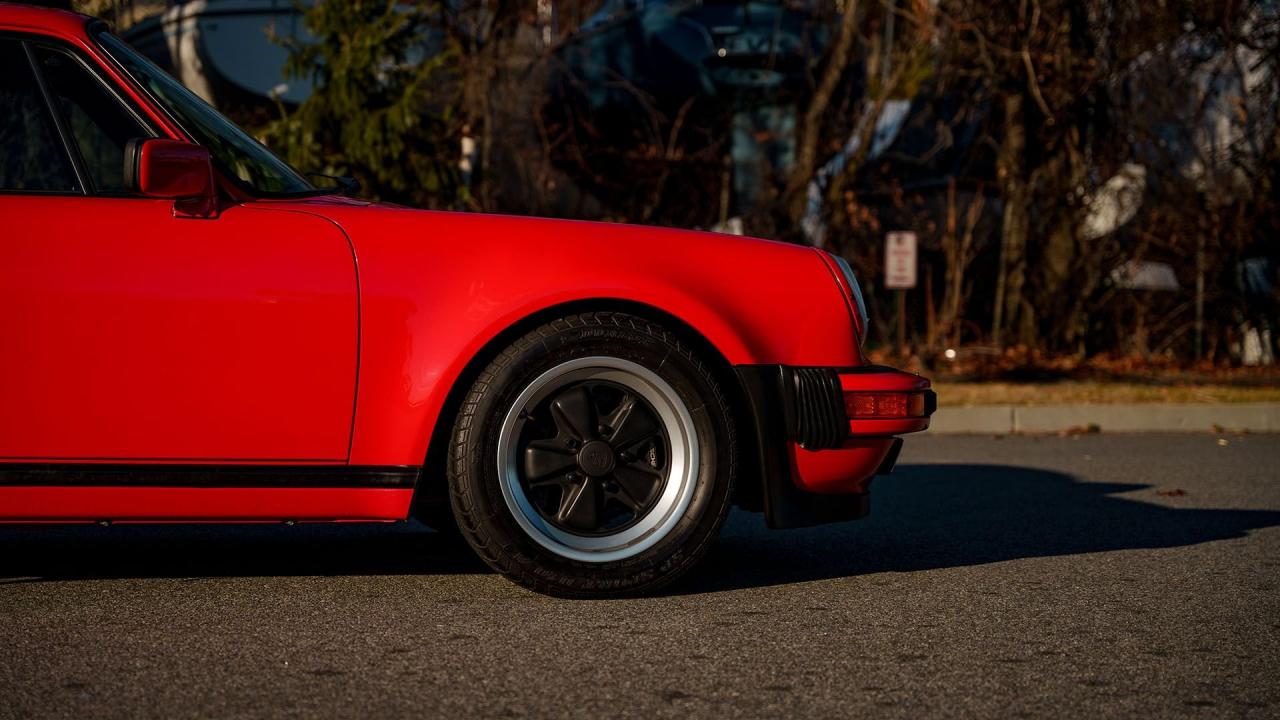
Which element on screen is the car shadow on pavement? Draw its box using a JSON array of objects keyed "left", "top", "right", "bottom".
[
  {"left": 0, "top": 521, "right": 488, "bottom": 582},
  {"left": 683, "top": 463, "right": 1280, "bottom": 594},
  {"left": 2, "top": 463, "right": 1278, "bottom": 588}
]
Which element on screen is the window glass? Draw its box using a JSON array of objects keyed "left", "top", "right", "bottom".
[
  {"left": 35, "top": 44, "right": 150, "bottom": 193},
  {"left": 96, "top": 31, "right": 314, "bottom": 196},
  {"left": 0, "top": 38, "right": 77, "bottom": 192}
]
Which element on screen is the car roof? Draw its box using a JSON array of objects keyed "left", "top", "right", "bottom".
[{"left": 0, "top": 2, "right": 92, "bottom": 42}]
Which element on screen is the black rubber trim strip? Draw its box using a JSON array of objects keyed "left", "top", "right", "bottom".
[
  {"left": 20, "top": 38, "right": 89, "bottom": 194},
  {"left": 0, "top": 464, "right": 419, "bottom": 489}
]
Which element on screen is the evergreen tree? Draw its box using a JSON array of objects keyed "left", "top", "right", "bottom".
[{"left": 267, "top": 0, "right": 461, "bottom": 208}]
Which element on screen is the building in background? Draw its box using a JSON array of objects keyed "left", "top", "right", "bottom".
[{"left": 123, "top": 0, "right": 313, "bottom": 122}]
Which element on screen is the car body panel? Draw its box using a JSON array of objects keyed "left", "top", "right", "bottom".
[
  {"left": 0, "top": 196, "right": 359, "bottom": 461},
  {"left": 256, "top": 199, "right": 865, "bottom": 466},
  {"left": 789, "top": 440, "right": 897, "bottom": 495}
]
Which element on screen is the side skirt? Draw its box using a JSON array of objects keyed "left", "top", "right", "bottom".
[{"left": 0, "top": 464, "right": 418, "bottom": 522}]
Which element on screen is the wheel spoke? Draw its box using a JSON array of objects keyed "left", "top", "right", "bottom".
[
  {"left": 550, "top": 386, "right": 597, "bottom": 441},
  {"left": 523, "top": 439, "right": 576, "bottom": 482},
  {"left": 556, "top": 478, "right": 601, "bottom": 531},
  {"left": 612, "top": 463, "right": 663, "bottom": 508},
  {"left": 607, "top": 394, "right": 660, "bottom": 451},
  {"left": 528, "top": 476, "right": 574, "bottom": 491},
  {"left": 604, "top": 481, "right": 645, "bottom": 512}
]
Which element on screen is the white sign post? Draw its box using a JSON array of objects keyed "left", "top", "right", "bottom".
[
  {"left": 884, "top": 232, "right": 918, "bottom": 354},
  {"left": 884, "top": 231, "right": 918, "bottom": 290}
]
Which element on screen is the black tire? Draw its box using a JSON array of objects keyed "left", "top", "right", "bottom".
[{"left": 447, "top": 311, "right": 736, "bottom": 597}]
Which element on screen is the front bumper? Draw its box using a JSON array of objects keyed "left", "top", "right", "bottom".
[{"left": 734, "top": 365, "right": 935, "bottom": 529}]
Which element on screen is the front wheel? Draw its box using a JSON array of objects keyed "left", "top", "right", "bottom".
[{"left": 447, "top": 312, "right": 736, "bottom": 597}]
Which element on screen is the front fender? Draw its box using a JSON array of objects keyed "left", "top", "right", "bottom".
[{"left": 270, "top": 202, "right": 862, "bottom": 466}]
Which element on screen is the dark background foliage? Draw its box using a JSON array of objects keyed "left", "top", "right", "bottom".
[{"left": 56, "top": 0, "right": 1280, "bottom": 366}]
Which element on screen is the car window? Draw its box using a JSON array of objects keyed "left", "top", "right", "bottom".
[
  {"left": 0, "top": 38, "right": 78, "bottom": 192},
  {"left": 95, "top": 30, "right": 315, "bottom": 197},
  {"left": 33, "top": 44, "right": 151, "bottom": 194}
]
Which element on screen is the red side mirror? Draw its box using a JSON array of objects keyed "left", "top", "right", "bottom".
[{"left": 125, "top": 139, "right": 218, "bottom": 218}]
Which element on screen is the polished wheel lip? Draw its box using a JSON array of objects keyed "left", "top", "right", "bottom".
[{"left": 496, "top": 356, "right": 699, "bottom": 563}]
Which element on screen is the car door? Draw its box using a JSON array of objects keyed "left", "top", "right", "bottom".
[{"left": 0, "top": 35, "right": 358, "bottom": 462}]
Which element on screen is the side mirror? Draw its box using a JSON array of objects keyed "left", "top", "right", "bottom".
[{"left": 124, "top": 139, "right": 218, "bottom": 218}]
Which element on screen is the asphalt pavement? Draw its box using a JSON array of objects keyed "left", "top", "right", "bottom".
[{"left": 2, "top": 433, "right": 1278, "bottom": 718}]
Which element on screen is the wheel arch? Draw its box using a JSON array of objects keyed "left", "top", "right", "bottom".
[{"left": 409, "top": 298, "right": 761, "bottom": 520}]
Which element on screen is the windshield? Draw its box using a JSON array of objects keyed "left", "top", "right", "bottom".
[{"left": 94, "top": 29, "right": 314, "bottom": 196}]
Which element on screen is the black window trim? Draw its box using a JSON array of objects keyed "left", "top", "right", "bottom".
[
  {"left": 28, "top": 35, "right": 160, "bottom": 197},
  {"left": 25, "top": 40, "right": 93, "bottom": 194},
  {"left": 0, "top": 29, "right": 158, "bottom": 198},
  {"left": 0, "top": 33, "right": 83, "bottom": 196}
]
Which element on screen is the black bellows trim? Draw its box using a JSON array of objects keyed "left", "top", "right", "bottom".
[{"left": 791, "top": 368, "right": 847, "bottom": 450}]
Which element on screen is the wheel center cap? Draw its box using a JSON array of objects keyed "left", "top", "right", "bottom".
[{"left": 576, "top": 440, "right": 616, "bottom": 477}]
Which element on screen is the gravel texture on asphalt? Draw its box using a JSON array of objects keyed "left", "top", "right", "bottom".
[{"left": 2, "top": 433, "right": 1278, "bottom": 718}]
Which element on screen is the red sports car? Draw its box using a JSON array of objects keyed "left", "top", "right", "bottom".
[{"left": 0, "top": 4, "right": 934, "bottom": 597}]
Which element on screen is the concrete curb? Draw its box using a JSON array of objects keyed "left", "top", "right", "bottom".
[{"left": 928, "top": 402, "right": 1280, "bottom": 434}]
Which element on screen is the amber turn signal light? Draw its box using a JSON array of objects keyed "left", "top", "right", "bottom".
[{"left": 845, "top": 392, "right": 928, "bottom": 419}]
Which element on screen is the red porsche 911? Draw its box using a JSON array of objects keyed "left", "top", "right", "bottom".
[{"left": 0, "top": 4, "right": 934, "bottom": 597}]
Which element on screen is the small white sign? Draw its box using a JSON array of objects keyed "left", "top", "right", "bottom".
[{"left": 884, "top": 231, "right": 918, "bottom": 289}]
